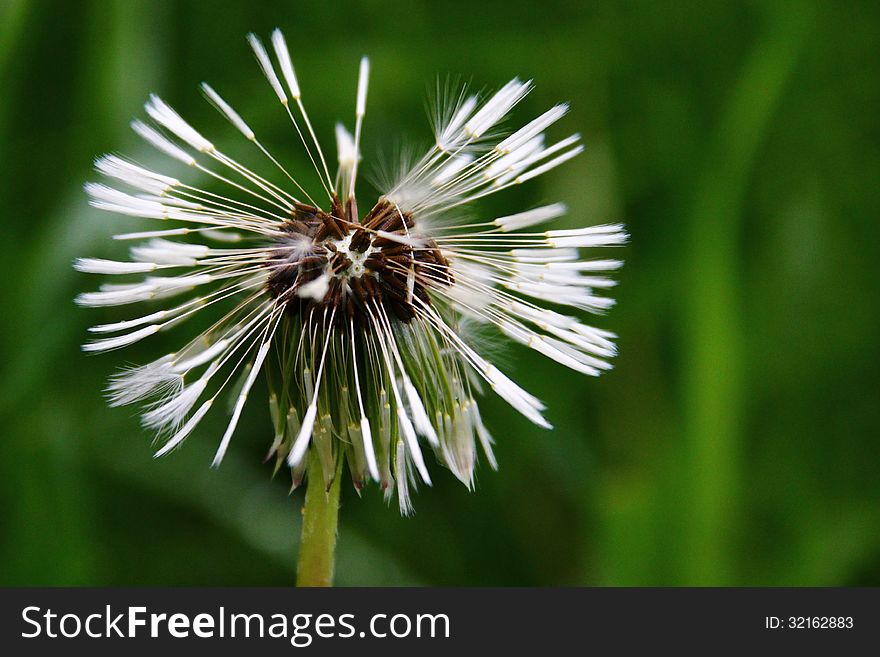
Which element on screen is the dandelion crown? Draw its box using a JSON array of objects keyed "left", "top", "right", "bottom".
[{"left": 76, "top": 29, "right": 626, "bottom": 513}]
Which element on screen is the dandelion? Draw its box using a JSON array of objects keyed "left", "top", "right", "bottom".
[{"left": 76, "top": 29, "right": 626, "bottom": 584}]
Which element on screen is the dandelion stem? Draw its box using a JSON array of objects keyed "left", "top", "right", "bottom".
[{"left": 296, "top": 449, "right": 343, "bottom": 586}]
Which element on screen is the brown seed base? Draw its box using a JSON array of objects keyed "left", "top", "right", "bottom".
[{"left": 266, "top": 196, "right": 452, "bottom": 324}]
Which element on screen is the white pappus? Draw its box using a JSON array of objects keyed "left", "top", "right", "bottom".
[{"left": 75, "top": 29, "right": 627, "bottom": 514}]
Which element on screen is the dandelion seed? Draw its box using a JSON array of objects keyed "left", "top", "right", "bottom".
[{"left": 76, "top": 29, "right": 626, "bottom": 514}]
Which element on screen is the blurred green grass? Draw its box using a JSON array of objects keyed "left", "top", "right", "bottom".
[{"left": 1, "top": 0, "right": 878, "bottom": 586}]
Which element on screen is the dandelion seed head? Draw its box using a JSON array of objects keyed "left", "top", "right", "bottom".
[
  {"left": 76, "top": 29, "right": 626, "bottom": 513},
  {"left": 262, "top": 197, "right": 453, "bottom": 326}
]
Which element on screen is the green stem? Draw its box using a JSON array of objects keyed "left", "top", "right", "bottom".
[{"left": 296, "top": 449, "right": 343, "bottom": 587}]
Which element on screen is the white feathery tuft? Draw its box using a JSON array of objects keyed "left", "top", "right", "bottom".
[
  {"left": 433, "top": 154, "right": 473, "bottom": 185},
  {"left": 130, "top": 239, "right": 208, "bottom": 265},
  {"left": 397, "top": 406, "right": 431, "bottom": 485},
  {"left": 287, "top": 404, "right": 318, "bottom": 467},
  {"left": 89, "top": 310, "right": 169, "bottom": 335},
  {"left": 270, "top": 29, "right": 300, "bottom": 100},
  {"left": 494, "top": 203, "right": 568, "bottom": 232},
  {"left": 296, "top": 273, "right": 330, "bottom": 301},
  {"left": 76, "top": 283, "right": 156, "bottom": 307},
  {"left": 516, "top": 144, "right": 585, "bottom": 184},
  {"left": 201, "top": 82, "right": 255, "bottom": 140},
  {"left": 360, "top": 416, "right": 379, "bottom": 482},
  {"left": 335, "top": 123, "right": 358, "bottom": 170},
  {"left": 154, "top": 400, "right": 213, "bottom": 457},
  {"left": 493, "top": 134, "right": 581, "bottom": 186},
  {"left": 496, "top": 104, "right": 568, "bottom": 153},
  {"left": 438, "top": 95, "right": 477, "bottom": 150},
  {"left": 356, "top": 57, "right": 370, "bottom": 118},
  {"left": 465, "top": 78, "right": 532, "bottom": 138},
  {"left": 247, "top": 33, "right": 287, "bottom": 103},
  {"left": 106, "top": 357, "right": 181, "bottom": 407},
  {"left": 484, "top": 364, "right": 551, "bottom": 429},
  {"left": 142, "top": 365, "right": 215, "bottom": 432},
  {"left": 212, "top": 339, "right": 273, "bottom": 467},
  {"left": 81, "top": 324, "right": 160, "bottom": 353},
  {"left": 75, "top": 258, "right": 157, "bottom": 275},
  {"left": 145, "top": 94, "right": 214, "bottom": 153},
  {"left": 85, "top": 183, "right": 166, "bottom": 219},
  {"left": 470, "top": 400, "right": 498, "bottom": 470},
  {"left": 95, "top": 155, "right": 179, "bottom": 193},
  {"left": 171, "top": 338, "right": 230, "bottom": 373},
  {"left": 130, "top": 120, "right": 197, "bottom": 166},
  {"left": 402, "top": 378, "right": 439, "bottom": 446},
  {"left": 545, "top": 224, "right": 628, "bottom": 248}
]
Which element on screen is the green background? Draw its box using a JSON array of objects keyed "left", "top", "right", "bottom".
[{"left": 1, "top": 0, "right": 878, "bottom": 586}]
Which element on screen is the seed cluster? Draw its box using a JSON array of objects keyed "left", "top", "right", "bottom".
[{"left": 266, "top": 197, "right": 452, "bottom": 322}]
